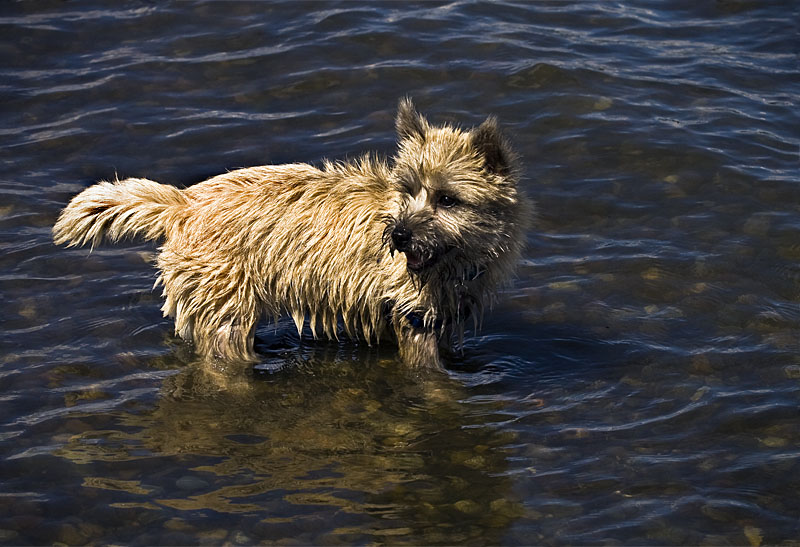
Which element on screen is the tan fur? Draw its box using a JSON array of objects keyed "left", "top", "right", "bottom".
[{"left": 53, "top": 99, "right": 532, "bottom": 369}]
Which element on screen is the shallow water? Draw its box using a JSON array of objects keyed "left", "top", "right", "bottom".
[{"left": 1, "top": 1, "right": 799, "bottom": 544}]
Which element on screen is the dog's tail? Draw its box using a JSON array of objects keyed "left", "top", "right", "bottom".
[{"left": 53, "top": 177, "right": 188, "bottom": 248}]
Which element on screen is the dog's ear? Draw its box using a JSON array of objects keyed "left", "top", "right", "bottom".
[
  {"left": 471, "top": 116, "right": 516, "bottom": 177},
  {"left": 396, "top": 97, "right": 428, "bottom": 141}
]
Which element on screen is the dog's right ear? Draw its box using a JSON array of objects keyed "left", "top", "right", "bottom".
[{"left": 396, "top": 97, "right": 428, "bottom": 141}]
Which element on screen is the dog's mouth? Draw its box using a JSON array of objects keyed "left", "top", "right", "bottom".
[
  {"left": 403, "top": 250, "right": 427, "bottom": 273},
  {"left": 403, "top": 246, "right": 451, "bottom": 274},
  {"left": 382, "top": 220, "right": 442, "bottom": 274}
]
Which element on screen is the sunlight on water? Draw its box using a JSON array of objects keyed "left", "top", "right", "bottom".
[{"left": 0, "top": 0, "right": 798, "bottom": 544}]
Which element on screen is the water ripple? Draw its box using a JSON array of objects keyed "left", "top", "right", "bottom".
[{"left": 1, "top": 1, "right": 798, "bottom": 544}]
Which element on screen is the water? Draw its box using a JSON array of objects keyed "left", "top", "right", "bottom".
[{"left": 1, "top": 1, "right": 798, "bottom": 544}]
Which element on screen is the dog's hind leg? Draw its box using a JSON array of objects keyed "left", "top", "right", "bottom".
[
  {"left": 157, "top": 249, "right": 262, "bottom": 363},
  {"left": 206, "top": 317, "right": 260, "bottom": 363},
  {"left": 177, "top": 302, "right": 261, "bottom": 363}
]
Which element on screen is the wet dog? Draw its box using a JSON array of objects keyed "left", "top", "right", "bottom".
[{"left": 53, "top": 99, "right": 531, "bottom": 368}]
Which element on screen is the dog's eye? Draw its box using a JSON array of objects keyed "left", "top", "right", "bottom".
[{"left": 437, "top": 194, "right": 458, "bottom": 208}]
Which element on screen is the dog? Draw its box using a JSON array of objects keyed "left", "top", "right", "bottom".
[{"left": 53, "top": 99, "right": 532, "bottom": 369}]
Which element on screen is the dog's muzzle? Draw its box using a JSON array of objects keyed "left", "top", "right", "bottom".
[
  {"left": 390, "top": 225, "right": 412, "bottom": 251},
  {"left": 390, "top": 225, "right": 430, "bottom": 273}
]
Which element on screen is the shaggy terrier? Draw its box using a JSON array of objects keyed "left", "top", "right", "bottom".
[{"left": 54, "top": 99, "right": 531, "bottom": 369}]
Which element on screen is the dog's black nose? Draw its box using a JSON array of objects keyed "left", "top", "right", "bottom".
[{"left": 391, "top": 225, "right": 412, "bottom": 250}]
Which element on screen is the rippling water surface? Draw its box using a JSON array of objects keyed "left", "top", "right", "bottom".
[{"left": 1, "top": 1, "right": 798, "bottom": 544}]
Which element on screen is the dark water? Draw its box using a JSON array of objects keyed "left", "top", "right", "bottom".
[{"left": 2, "top": 1, "right": 799, "bottom": 544}]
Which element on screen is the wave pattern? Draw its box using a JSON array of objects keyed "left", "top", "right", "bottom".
[{"left": 0, "top": 1, "right": 798, "bottom": 544}]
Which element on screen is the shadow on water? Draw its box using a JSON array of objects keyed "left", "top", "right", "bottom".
[{"left": 47, "top": 340, "right": 525, "bottom": 545}]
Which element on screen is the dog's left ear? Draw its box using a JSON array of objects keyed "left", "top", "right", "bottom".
[
  {"left": 396, "top": 97, "right": 428, "bottom": 141},
  {"left": 471, "top": 117, "right": 516, "bottom": 177}
]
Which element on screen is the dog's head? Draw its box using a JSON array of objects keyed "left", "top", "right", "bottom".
[{"left": 385, "top": 98, "right": 527, "bottom": 281}]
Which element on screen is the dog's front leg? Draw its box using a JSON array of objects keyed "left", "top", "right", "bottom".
[{"left": 394, "top": 321, "right": 443, "bottom": 370}]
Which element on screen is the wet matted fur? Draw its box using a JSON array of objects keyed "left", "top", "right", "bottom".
[{"left": 53, "top": 99, "right": 532, "bottom": 368}]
